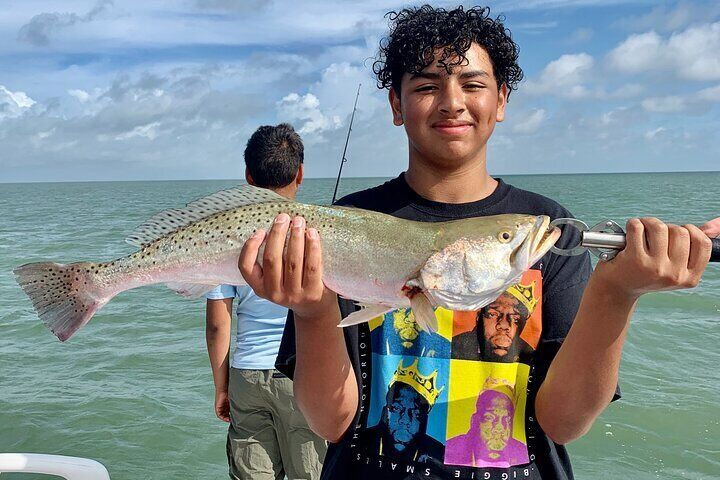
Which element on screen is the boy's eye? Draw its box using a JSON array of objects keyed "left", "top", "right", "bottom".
[
  {"left": 415, "top": 85, "right": 437, "bottom": 92},
  {"left": 464, "top": 83, "right": 484, "bottom": 90}
]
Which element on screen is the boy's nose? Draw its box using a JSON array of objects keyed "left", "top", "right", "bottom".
[{"left": 438, "top": 83, "right": 465, "bottom": 115}]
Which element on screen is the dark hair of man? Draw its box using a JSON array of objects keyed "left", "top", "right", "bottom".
[
  {"left": 373, "top": 5, "right": 523, "bottom": 96},
  {"left": 244, "top": 123, "right": 304, "bottom": 189}
]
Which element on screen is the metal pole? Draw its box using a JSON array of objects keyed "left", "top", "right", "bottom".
[{"left": 332, "top": 83, "right": 361, "bottom": 204}]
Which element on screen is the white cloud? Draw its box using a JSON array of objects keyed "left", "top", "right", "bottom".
[
  {"left": 641, "top": 95, "right": 688, "bottom": 112},
  {"left": 113, "top": 121, "right": 161, "bottom": 141},
  {"left": 36, "top": 129, "right": 55, "bottom": 139},
  {"left": 698, "top": 84, "right": 720, "bottom": 102},
  {"left": 513, "top": 109, "right": 547, "bottom": 133},
  {"left": 68, "top": 89, "right": 90, "bottom": 103},
  {"left": 608, "top": 22, "right": 720, "bottom": 81},
  {"left": 673, "top": 23, "right": 720, "bottom": 81},
  {"left": 605, "top": 84, "right": 645, "bottom": 99},
  {"left": 276, "top": 93, "right": 342, "bottom": 137},
  {"left": 276, "top": 61, "right": 383, "bottom": 142},
  {"left": 600, "top": 111, "right": 614, "bottom": 126},
  {"left": 194, "top": 0, "right": 272, "bottom": 13},
  {"left": 524, "top": 53, "right": 594, "bottom": 98},
  {"left": 496, "top": 0, "right": 657, "bottom": 9},
  {"left": 0, "top": 85, "right": 36, "bottom": 119},
  {"left": 512, "top": 21, "right": 558, "bottom": 34},
  {"left": 640, "top": 84, "right": 720, "bottom": 113},
  {"left": 489, "top": 134, "right": 514, "bottom": 148},
  {"left": 614, "top": 1, "right": 720, "bottom": 33},
  {"left": 607, "top": 31, "right": 662, "bottom": 73},
  {"left": 598, "top": 107, "right": 636, "bottom": 127},
  {"left": 645, "top": 126, "right": 667, "bottom": 140},
  {"left": 0, "top": 67, "right": 269, "bottom": 179}
]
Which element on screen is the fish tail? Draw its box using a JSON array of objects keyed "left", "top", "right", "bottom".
[{"left": 13, "top": 261, "right": 110, "bottom": 342}]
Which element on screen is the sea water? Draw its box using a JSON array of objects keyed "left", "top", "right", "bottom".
[{"left": 1, "top": 173, "right": 718, "bottom": 479}]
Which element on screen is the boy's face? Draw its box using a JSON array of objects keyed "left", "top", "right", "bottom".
[{"left": 390, "top": 43, "right": 507, "bottom": 169}]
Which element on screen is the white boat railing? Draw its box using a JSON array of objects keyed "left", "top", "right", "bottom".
[{"left": 0, "top": 453, "right": 110, "bottom": 479}]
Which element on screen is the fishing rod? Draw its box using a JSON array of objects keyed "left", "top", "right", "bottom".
[
  {"left": 551, "top": 218, "right": 720, "bottom": 262},
  {"left": 331, "top": 83, "right": 361, "bottom": 204}
]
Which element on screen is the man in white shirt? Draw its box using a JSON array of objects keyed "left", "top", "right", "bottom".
[{"left": 205, "top": 123, "right": 326, "bottom": 480}]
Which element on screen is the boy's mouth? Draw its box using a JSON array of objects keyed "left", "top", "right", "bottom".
[{"left": 432, "top": 120, "right": 473, "bottom": 135}]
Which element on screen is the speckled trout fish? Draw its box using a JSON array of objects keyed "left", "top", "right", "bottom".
[{"left": 14, "top": 185, "right": 560, "bottom": 341}]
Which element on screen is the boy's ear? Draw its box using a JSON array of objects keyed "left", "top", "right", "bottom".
[
  {"left": 389, "top": 89, "right": 404, "bottom": 126},
  {"left": 496, "top": 84, "right": 508, "bottom": 123}
]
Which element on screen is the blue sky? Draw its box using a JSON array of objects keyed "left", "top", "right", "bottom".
[{"left": 1, "top": 0, "right": 719, "bottom": 182}]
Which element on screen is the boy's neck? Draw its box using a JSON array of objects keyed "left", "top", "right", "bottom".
[{"left": 404, "top": 158, "right": 498, "bottom": 204}]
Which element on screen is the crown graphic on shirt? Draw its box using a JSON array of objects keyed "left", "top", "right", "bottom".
[
  {"left": 482, "top": 375, "right": 517, "bottom": 400},
  {"left": 390, "top": 358, "right": 444, "bottom": 407},
  {"left": 506, "top": 281, "right": 539, "bottom": 314}
]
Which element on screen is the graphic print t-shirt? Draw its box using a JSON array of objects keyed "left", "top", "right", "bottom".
[{"left": 276, "top": 175, "right": 597, "bottom": 480}]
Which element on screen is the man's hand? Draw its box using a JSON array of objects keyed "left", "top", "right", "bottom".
[
  {"left": 592, "top": 217, "right": 712, "bottom": 300},
  {"left": 700, "top": 217, "right": 720, "bottom": 238},
  {"left": 214, "top": 388, "right": 230, "bottom": 423},
  {"left": 238, "top": 213, "right": 337, "bottom": 321}
]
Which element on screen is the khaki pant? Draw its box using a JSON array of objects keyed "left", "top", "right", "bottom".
[{"left": 226, "top": 368, "right": 326, "bottom": 480}]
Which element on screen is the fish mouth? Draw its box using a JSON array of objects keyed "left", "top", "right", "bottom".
[{"left": 527, "top": 216, "right": 561, "bottom": 266}]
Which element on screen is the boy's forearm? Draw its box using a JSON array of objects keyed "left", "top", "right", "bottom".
[
  {"left": 536, "top": 276, "right": 636, "bottom": 444},
  {"left": 294, "top": 305, "right": 358, "bottom": 443}
]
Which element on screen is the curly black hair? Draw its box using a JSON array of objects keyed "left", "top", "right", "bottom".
[{"left": 373, "top": 5, "right": 523, "bottom": 95}]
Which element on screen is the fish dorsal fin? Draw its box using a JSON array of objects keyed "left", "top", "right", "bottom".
[{"left": 125, "top": 184, "right": 289, "bottom": 247}]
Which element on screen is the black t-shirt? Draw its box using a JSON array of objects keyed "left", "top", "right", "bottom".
[{"left": 276, "top": 174, "right": 606, "bottom": 480}]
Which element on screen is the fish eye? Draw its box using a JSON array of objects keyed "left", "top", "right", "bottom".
[{"left": 498, "top": 230, "right": 513, "bottom": 243}]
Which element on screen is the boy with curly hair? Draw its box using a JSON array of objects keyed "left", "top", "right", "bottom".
[{"left": 238, "top": 5, "right": 712, "bottom": 480}]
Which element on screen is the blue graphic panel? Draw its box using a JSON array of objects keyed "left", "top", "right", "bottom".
[{"left": 367, "top": 353, "right": 450, "bottom": 444}]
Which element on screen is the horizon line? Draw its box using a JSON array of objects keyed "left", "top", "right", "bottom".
[{"left": 2, "top": 169, "right": 720, "bottom": 185}]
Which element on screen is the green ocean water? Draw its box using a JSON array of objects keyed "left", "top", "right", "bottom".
[{"left": 1, "top": 173, "right": 719, "bottom": 479}]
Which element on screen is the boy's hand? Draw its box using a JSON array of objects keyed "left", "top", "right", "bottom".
[
  {"left": 700, "top": 217, "right": 720, "bottom": 238},
  {"left": 592, "top": 217, "right": 712, "bottom": 301},
  {"left": 238, "top": 213, "right": 337, "bottom": 320},
  {"left": 214, "top": 388, "right": 230, "bottom": 423}
]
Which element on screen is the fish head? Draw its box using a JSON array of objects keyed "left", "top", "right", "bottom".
[{"left": 417, "top": 215, "right": 560, "bottom": 310}]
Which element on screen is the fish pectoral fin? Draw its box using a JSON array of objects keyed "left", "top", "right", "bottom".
[
  {"left": 409, "top": 293, "right": 438, "bottom": 333},
  {"left": 165, "top": 282, "right": 218, "bottom": 299},
  {"left": 337, "top": 304, "right": 394, "bottom": 328}
]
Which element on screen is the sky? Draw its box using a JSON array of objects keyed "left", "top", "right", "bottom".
[{"left": 1, "top": 0, "right": 719, "bottom": 182}]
